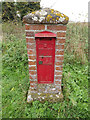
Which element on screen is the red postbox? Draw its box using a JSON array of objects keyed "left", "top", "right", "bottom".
[{"left": 35, "top": 31, "right": 56, "bottom": 84}]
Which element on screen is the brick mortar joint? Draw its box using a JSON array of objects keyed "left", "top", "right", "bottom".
[
  {"left": 25, "top": 23, "right": 67, "bottom": 25},
  {"left": 25, "top": 24, "right": 66, "bottom": 86},
  {"left": 25, "top": 30, "right": 66, "bottom": 32}
]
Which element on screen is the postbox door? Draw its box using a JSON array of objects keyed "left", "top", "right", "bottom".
[{"left": 36, "top": 37, "right": 55, "bottom": 84}]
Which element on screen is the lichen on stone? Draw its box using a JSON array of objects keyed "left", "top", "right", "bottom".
[
  {"left": 39, "top": 16, "right": 45, "bottom": 22},
  {"left": 32, "top": 11, "right": 35, "bottom": 14},
  {"left": 27, "top": 95, "right": 33, "bottom": 103},
  {"left": 23, "top": 8, "right": 69, "bottom": 25},
  {"left": 46, "top": 14, "right": 52, "bottom": 22},
  {"left": 50, "top": 9, "right": 54, "bottom": 14},
  {"left": 27, "top": 91, "right": 63, "bottom": 103},
  {"left": 27, "top": 84, "right": 63, "bottom": 103},
  {"left": 56, "top": 17, "right": 59, "bottom": 20},
  {"left": 40, "top": 10, "right": 47, "bottom": 16}
]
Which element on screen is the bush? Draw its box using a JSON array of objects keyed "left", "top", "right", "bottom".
[{"left": 2, "top": 2, "right": 40, "bottom": 22}]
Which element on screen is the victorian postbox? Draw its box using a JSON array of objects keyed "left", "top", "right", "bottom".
[{"left": 35, "top": 31, "right": 56, "bottom": 84}]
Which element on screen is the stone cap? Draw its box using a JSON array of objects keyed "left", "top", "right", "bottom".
[{"left": 23, "top": 8, "right": 69, "bottom": 25}]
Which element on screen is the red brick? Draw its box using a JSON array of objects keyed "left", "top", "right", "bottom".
[
  {"left": 26, "top": 32, "right": 34, "bottom": 37},
  {"left": 26, "top": 38, "right": 35, "bottom": 43},
  {"left": 29, "top": 66, "right": 36, "bottom": 70},
  {"left": 56, "top": 44, "right": 64, "bottom": 49},
  {"left": 27, "top": 44, "right": 35, "bottom": 49},
  {"left": 27, "top": 50, "right": 35, "bottom": 55},
  {"left": 55, "top": 72, "right": 62, "bottom": 75},
  {"left": 55, "top": 76, "right": 62, "bottom": 79},
  {"left": 56, "top": 67, "right": 63, "bottom": 71},
  {"left": 56, "top": 51, "right": 64, "bottom": 55},
  {"left": 29, "top": 61, "right": 36, "bottom": 65},
  {"left": 29, "top": 56, "right": 36, "bottom": 60},
  {"left": 56, "top": 61, "right": 63, "bottom": 66},
  {"left": 30, "top": 81, "right": 37, "bottom": 84},
  {"left": 57, "top": 39, "right": 65, "bottom": 43},
  {"left": 55, "top": 81, "right": 61, "bottom": 84},
  {"left": 30, "top": 84, "right": 37, "bottom": 88},
  {"left": 30, "top": 85, "right": 34, "bottom": 87},
  {"left": 56, "top": 56, "right": 64, "bottom": 61},
  {"left": 29, "top": 71, "right": 36, "bottom": 75},
  {"left": 25, "top": 25, "right": 30, "bottom": 30},
  {"left": 47, "top": 25, "right": 67, "bottom": 31},
  {"left": 30, "top": 75, "right": 37, "bottom": 79},
  {"left": 29, "top": 76, "right": 33, "bottom": 79},
  {"left": 27, "top": 50, "right": 33, "bottom": 54},
  {"left": 57, "top": 32, "right": 66, "bottom": 37},
  {"left": 25, "top": 24, "right": 45, "bottom": 30}
]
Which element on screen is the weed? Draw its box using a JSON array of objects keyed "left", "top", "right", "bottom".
[
  {"left": 65, "top": 22, "right": 88, "bottom": 64},
  {"left": 2, "top": 22, "right": 89, "bottom": 118}
]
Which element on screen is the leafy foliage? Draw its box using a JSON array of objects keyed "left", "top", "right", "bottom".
[
  {"left": 16, "top": 2, "right": 40, "bottom": 20},
  {"left": 2, "top": 2, "right": 40, "bottom": 22},
  {"left": 2, "top": 34, "right": 28, "bottom": 70},
  {"left": 2, "top": 2, "right": 16, "bottom": 21},
  {"left": 2, "top": 22, "right": 89, "bottom": 118}
]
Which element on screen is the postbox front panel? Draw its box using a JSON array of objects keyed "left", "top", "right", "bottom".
[{"left": 36, "top": 37, "right": 55, "bottom": 84}]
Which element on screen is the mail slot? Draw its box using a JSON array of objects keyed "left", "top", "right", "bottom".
[{"left": 35, "top": 31, "right": 56, "bottom": 84}]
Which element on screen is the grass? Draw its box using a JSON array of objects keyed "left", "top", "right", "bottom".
[
  {"left": 2, "top": 21, "right": 89, "bottom": 118},
  {"left": 65, "top": 22, "right": 88, "bottom": 64}
]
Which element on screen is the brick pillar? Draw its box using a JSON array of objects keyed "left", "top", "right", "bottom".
[
  {"left": 23, "top": 8, "right": 69, "bottom": 103},
  {"left": 25, "top": 24, "right": 67, "bottom": 102}
]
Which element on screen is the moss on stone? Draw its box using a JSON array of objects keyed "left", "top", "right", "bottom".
[{"left": 27, "top": 87, "right": 63, "bottom": 103}]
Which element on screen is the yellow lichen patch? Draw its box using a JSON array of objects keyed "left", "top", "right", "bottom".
[
  {"left": 56, "top": 13, "right": 63, "bottom": 18},
  {"left": 56, "top": 13, "right": 61, "bottom": 16},
  {"left": 51, "top": 9, "right": 54, "bottom": 14},
  {"left": 23, "top": 8, "right": 69, "bottom": 24},
  {"left": 63, "top": 14, "right": 66, "bottom": 17},
  {"left": 32, "top": 11, "right": 35, "bottom": 14},
  {"left": 65, "top": 16, "right": 69, "bottom": 21},
  {"left": 56, "top": 17, "right": 59, "bottom": 20},
  {"left": 46, "top": 14, "right": 52, "bottom": 22},
  {"left": 52, "top": 18, "right": 55, "bottom": 21},
  {"left": 50, "top": 9, "right": 54, "bottom": 11},
  {"left": 60, "top": 14, "right": 64, "bottom": 18}
]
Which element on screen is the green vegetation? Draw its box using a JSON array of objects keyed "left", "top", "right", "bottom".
[
  {"left": 2, "top": 22, "right": 89, "bottom": 118},
  {"left": 2, "top": 2, "right": 40, "bottom": 21}
]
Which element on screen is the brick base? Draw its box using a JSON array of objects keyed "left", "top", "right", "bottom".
[{"left": 27, "top": 86, "right": 63, "bottom": 103}]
